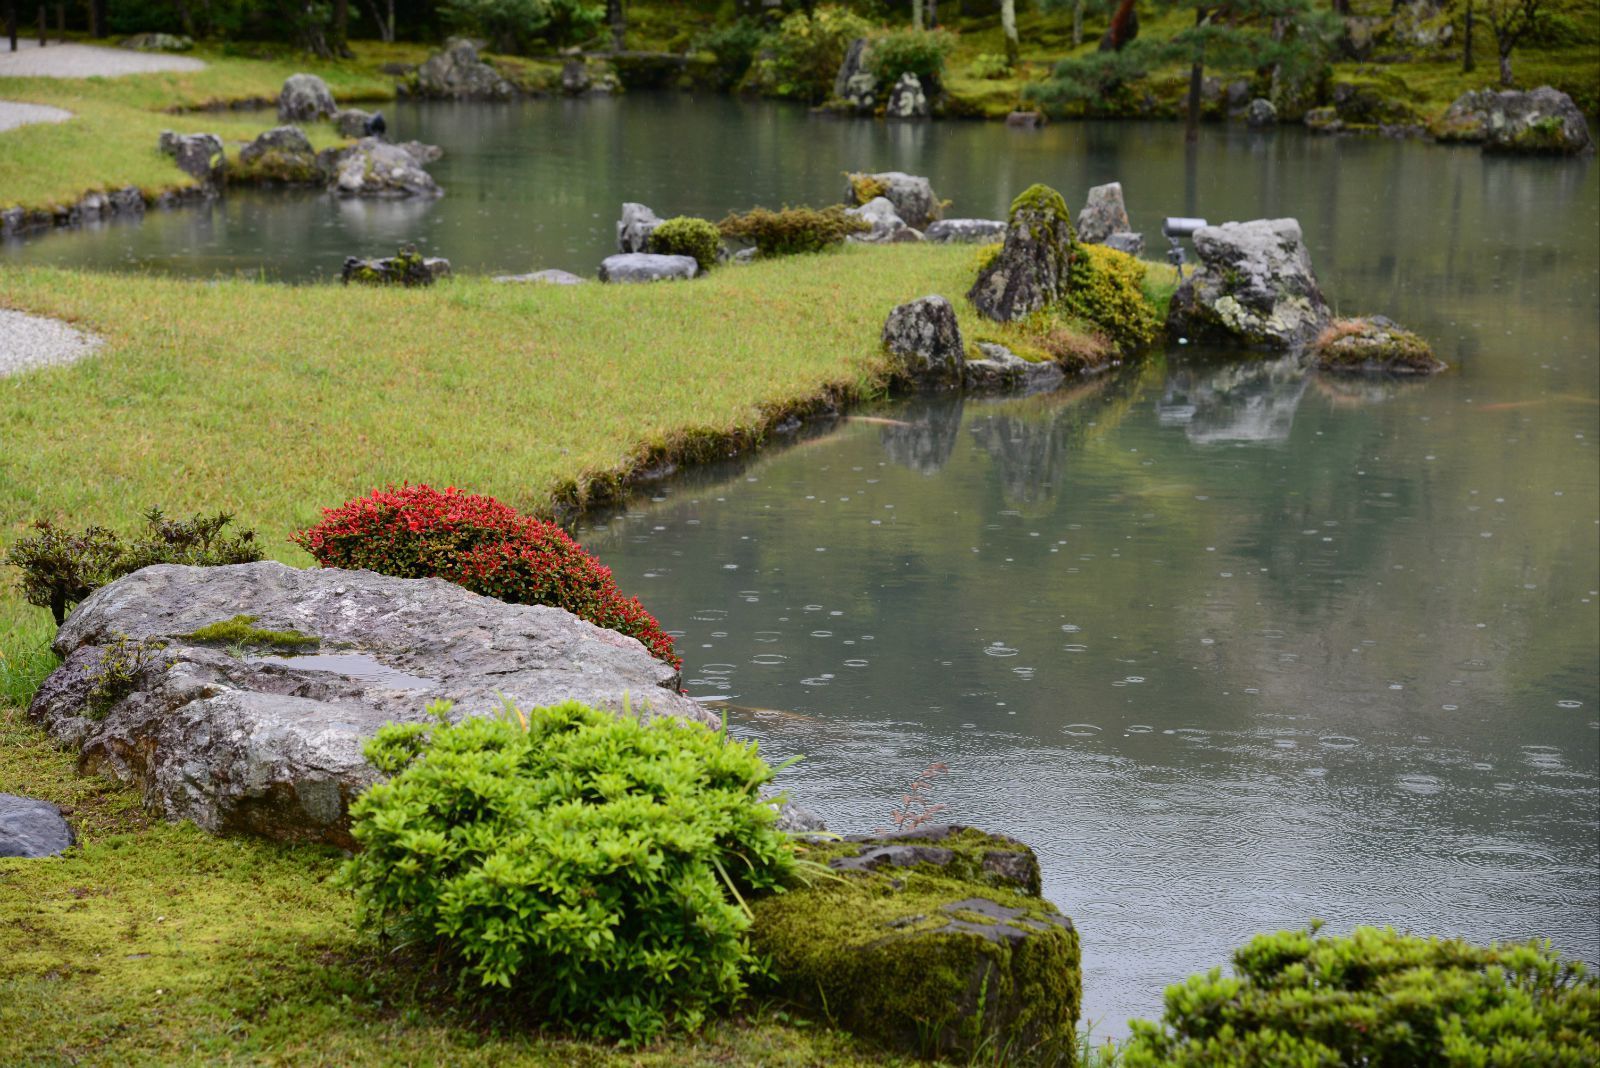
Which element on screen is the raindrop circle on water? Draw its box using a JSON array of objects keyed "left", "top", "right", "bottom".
[{"left": 1062, "top": 723, "right": 1102, "bottom": 737}]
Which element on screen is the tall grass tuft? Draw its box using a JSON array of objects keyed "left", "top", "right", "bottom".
[{"left": 0, "top": 618, "right": 59, "bottom": 710}]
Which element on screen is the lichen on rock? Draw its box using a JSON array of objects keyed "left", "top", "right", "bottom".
[
  {"left": 1313, "top": 315, "right": 1445, "bottom": 375},
  {"left": 967, "top": 183, "right": 1076, "bottom": 323}
]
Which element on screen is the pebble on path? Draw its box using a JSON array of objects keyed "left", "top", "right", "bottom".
[{"left": 0, "top": 309, "right": 103, "bottom": 377}]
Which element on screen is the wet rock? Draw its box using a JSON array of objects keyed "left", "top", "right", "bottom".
[
  {"left": 277, "top": 73, "right": 337, "bottom": 123},
  {"left": 235, "top": 125, "right": 320, "bottom": 183},
  {"left": 493, "top": 269, "right": 587, "bottom": 285},
  {"left": 1247, "top": 98, "right": 1277, "bottom": 127},
  {"left": 616, "top": 202, "right": 662, "bottom": 254},
  {"left": 1005, "top": 109, "right": 1046, "bottom": 128},
  {"left": 1165, "top": 218, "right": 1331, "bottom": 349},
  {"left": 845, "top": 196, "right": 908, "bottom": 243},
  {"left": 415, "top": 38, "right": 514, "bottom": 100},
  {"left": 561, "top": 57, "right": 592, "bottom": 95},
  {"left": 774, "top": 800, "right": 828, "bottom": 833},
  {"left": 1102, "top": 231, "right": 1144, "bottom": 255},
  {"left": 120, "top": 31, "right": 193, "bottom": 51},
  {"left": 750, "top": 826, "right": 1078, "bottom": 1061},
  {"left": 1304, "top": 106, "right": 1343, "bottom": 134},
  {"left": 1075, "top": 181, "right": 1132, "bottom": 245},
  {"left": 1435, "top": 87, "right": 1592, "bottom": 155},
  {"left": 846, "top": 171, "right": 941, "bottom": 230},
  {"left": 963, "top": 342, "right": 1065, "bottom": 393},
  {"left": 343, "top": 249, "right": 452, "bottom": 286},
  {"left": 322, "top": 138, "right": 442, "bottom": 197},
  {"left": 1312, "top": 315, "right": 1445, "bottom": 375},
  {"left": 1225, "top": 79, "right": 1252, "bottom": 110},
  {"left": 926, "top": 218, "right": 1006, "bottom": 244},
  {"left": 29, "top": 561, "right": 714, "bottom": 847},
  {"left": 109, "top": 186, "right": 145, "bottom": 215},
  {"left": 832, "top": 38, "right": 876, "bottom": 113},
  {"left": 76, "top": 191, "right": 109, "bottom": 222},
  {"left": 885, "top": 72, "right": 928, "bottom": 119},
  {"left": 882, "top": 296, "right": 964, "bottom": 387},
  {"left": 599, "top": 253, "right": 698, "bottom": 283},
  {"left": 968, "top": 184, "right": 1075, "bottom": 323},
  {"left": 0, "top": 794, "right": 74, "bottom": 858},
  {"left": 333, "top": 108, "right": 375, "bottom": 138},
  {"left": 163, "top": 132, "right": 224, "bottom": 186}
]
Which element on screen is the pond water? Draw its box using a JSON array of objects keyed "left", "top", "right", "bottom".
[{"left": 8, "top": 94, "right": 1598, "bottom": 1035}]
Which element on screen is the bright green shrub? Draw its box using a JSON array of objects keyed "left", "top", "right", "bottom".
[
  {"left": 741, "top": 6, "right": 873, "bottom": 103},
  {"left": 648, "top": 216, "right": 724, "bottom": 273},
  {"left": 967, "top": 52, "right": 1013, "bottom": 80},
  {"left": 718, "top": 205, "right": 870, "bottom": 257},
  {"left": 866, "top": 28, "right": 958, "bottom": 90},
  {"left": 1060, "top": 242, "right": 1162, "bottom": 351},
  {"left": 342, "top": 699, "right": 798, "bottom": 1043},
  {"left": 1122, "top": 925, "right": 1600, "bottom": 1067}
]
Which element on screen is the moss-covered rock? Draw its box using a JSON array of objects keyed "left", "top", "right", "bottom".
[
  {"left": 1313, "top": 315, "right": 1445, "bottom": 375},
  {"left": 752, "top": 827, "right": 1079, "bottom": 1062},
  {"left": 967, "top": 184, "right": 1076, "bottom": 323}
]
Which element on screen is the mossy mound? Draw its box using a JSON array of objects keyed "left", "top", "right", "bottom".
[
  {"left": 1313, "top": 316, "right": 1445, "bottom": 375},
  {"left": 1061, "top": 243, "right": 1162, "bottom": 352},
  {"left": 752, "top": 827, "right": 1079, "bottom": 1062},
  {"left": 225, "top": 149, "right": 322, "bottom": 185},
  {"left": 968, "top": 183, "right": 1077, "bottom": 323},
  {"left": 180, "top": 614, "right": 319, "bottom": 650}
]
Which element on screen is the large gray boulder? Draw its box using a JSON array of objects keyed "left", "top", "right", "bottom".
[
  {"left": 0, "top": 794, "right": 74, "bottom": 858},
  {"left": 845, "top": 196, "right": 908, "bottom": 243},
  {"left": 239, "top": 125, "right": 313, "bottom": 164},
  {"left": 616, "top": 202, "right": 662, "bottom": 254},
  {"left": 414, "top": 38, "right": 514, "bottom": 100},
  {"left": 234, "top": 125, "right": 321, "bottom": 183},
  {"left": 882, "top": 295, "right": 964, "bottom": 387},
  {"left": 1246, "top": 98, "right": 1278, "bottom": 127},
  {"left": 322, "top": 138, "right": 442, "bottom": 197},
  {"left": 926, "top": 218, "right": 1006, "bottom": 244},
  {"left": 599, "top": 253, "right": 698, "bottom": 283},
  {"left": 277, "top": 73, "right": 337, "bottom": 123},
  {"left": 885, "top": 72, "right": 928, "bottom": 119},
  {"left": 1102, "top": 231, "right": 1145, "bottom": 255},
  {"left": 1435, "top": 86, "right": 1592, "bottom": 154},
  {"left": 967, "top": 184, "right": 1075, "bottom": 323},
  {"left": 332, "top": 108, "right": 376, "bottom": 138},
  {"left": 164, "top": 132, "right": 224, "bottom": 186},
  {"left": 1075, "top": 181, "right": 1131, "bottom": 245},
  {"left": 1166, "top": 218, "right": 1330, "bottom": 349},
  {"left": 832, "top": 37, "right": 876, "bottom": 113},
  {"left": 845, "top": 171, "right": 942, "bottom": 230},
  {"left": 28, "top": 562, "right": 714, "bottom": 847}
]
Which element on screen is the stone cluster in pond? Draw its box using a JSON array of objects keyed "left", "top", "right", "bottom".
[
  {"left": 1313, "top": 315, "right": 1445, "bottom": 375},
  {"left": 410, "top": 38, "right": 515, "bottom": 100},
  {"left": 1166, "top": 218, "right": 1332, "bottom": 349},
  {"left": 29, "top": 562, "right": 716, "bottom": 847}
]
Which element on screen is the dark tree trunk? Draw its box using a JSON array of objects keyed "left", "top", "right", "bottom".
[
  {"left": 1185, "top": 8, "right": 1206, "bottom": 145},
  {"left": 607, "top": 0, "right": 623, "bottom": 50},
  {"left": 331, "top": 0, "right": 352, "bottom": 57},
  {"left": 1498, "top": 46, "right": 1513, "bottom": 86},
  {"left": 1099, "top": 0, "right": 1139, "bottom": 51},
  {"left": 1462, "top": 0, "right": 1475, "bottom": 72},
  {"left": 90, "top": 0, "right": 106, "bottom": 37},
  {"left": 173, "top": 0, "right": 196, "bottom": 36}
]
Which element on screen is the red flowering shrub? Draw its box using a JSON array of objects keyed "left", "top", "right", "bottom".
[{"left": 291, "top": 485, "right": 680, "bottom": 668}]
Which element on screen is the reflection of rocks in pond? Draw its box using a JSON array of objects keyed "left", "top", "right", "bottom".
[
  {"left": 877, "top": 396, "right": 965, "bottom": 475},
  {"left": 967, "top": 410, "right": 1079, "bottom": 505},
  {"left": 1311, "top": 372, "right": 1428, "bottom": 409},
  {"left": 1157, "top": 354, "right": 1310, "bottom": 444}
]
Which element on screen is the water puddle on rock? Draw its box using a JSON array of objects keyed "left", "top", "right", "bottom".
[{"left": 252, "top": 652, "right": 437, "bottom": 691}]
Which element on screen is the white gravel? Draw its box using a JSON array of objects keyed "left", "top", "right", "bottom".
[
  {"left": 0, "top": 98, "right": 73, "bottom": 131},
  {"left": 0, "top": 309, "right": 103, "bottom": 377},
  {"left": 0, "top": 40, "right": 206, "bottom": 78}
]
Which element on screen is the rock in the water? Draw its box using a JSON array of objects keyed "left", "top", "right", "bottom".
[
  {"left": 968, "top": 184, "right": 1075, "bottom": 323},
  {"left": 278, "top": 73, "right": 336, "bottom": 123},
  {"left": 1435, "top": 86, "right": 1592, "bottom": 155},
  {"left": 1005, "top": 109, "right": 1046, "bottom": 128},
  {"left": 616, "top": 202, "right": 662, "bottom": 254},
  {"left": 493, "top": 269, "right": 587, "bottom": 285},
  {"left": 1304, "top": 106, "right": 1343, "bottom": 134},
  {"left": 29, "top": 562, "right": 714, "bottom": 846},
  {"left": 1075, "top": 181, "right": 1131, "bottom": 245},
  {"left": 561, "top": 57, "right": 591, "bottom": 95},
  {"left": 926, "top": 218, "right": 1006, "bottom": 244},
  {"left": 832, "top": 38, "right": 875, "bottom": 110},
  {"left": 844, "top": 171, "right": 942, "bottom": 230},
  {"left": 774, "top": 800, "right": 828, "bottom": 833},
  {"left": 343, "top": 249, "right": 452, "bottom": 286},
  {"left": 882, "top": 296, "right": 964, "bottom": 386},
  {"left": 845, "top": 196, "right": 907, "bottom": 243},
  {"left": 750, "top": 826, "right": 1079, "bottom": 1060},
  {"left": 1246, "top": 97, "right": 1278, "bottom": 127},
  {"left": 415, "top": 38, "right": 514, "bottom": 100},
  {"left": 234, "top": 125, "right": 320, "bottom": 183},
  {"left": 322, "top": 137, "right": 442, "bottom": 197},
  {"left": 599, "top": 253, "right": 698, "bottom": 283},
  {"left": 333, "top": 108, "right": 375, "bottom": 138},
  {"left": 1165, "top": 218, "right": 1331, "bottom": 349},
  {"left": 885, "top": 71, "right": 928, "bottom": 119},
  {"left": 1313, "top": 315, "right": 1445, "bottom": 375},
  {"left": 163, "top": 132, "right": 224, "bottom": 185},
  {"left": 963, "top": 342, "right": 1065, "bottom": 393},
  {"left": 0, "top": 794, "right": 74, "bottom": 858},
  {"left": 1102, "top": 231, "right": 1145, "bottom": 255}
]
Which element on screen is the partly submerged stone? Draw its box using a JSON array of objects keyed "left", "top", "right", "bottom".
[
  {"left": 926, "top": 218, "right": 1006, "bottom": 244},
  {"left": 322, "top": 138, "right": 442, "bottom": 198},
  {"left": 968, "top": 183, "right": 1075, "bottom": 323},
  {"left": 234, "top": 125, "right": 320, "bottom": 184},
  {"left": 277, "top": 73, "right": 336, "bottom": 123},
  {"left": 414, "top": 38, "right": 514, "bottom": 100},
  {"left": 1165, "top": 218, "right": 1331, "bottom": 349},
  {"left": 1435, "top": 86, "right": 1592, "bottom": 154},
  {"left": 1247, "top": 97, "right": 1278, "bottom": 127},
  {"left": 0, "top": 794, "right": 74, "bottom": 858},
  {"left": 751, "top": 826, "right": 1079, "bottom": 1061},
  {"left": 1313, "top": 315, "right": 1445, "bottom": 375},
  {"left": 883, "top": 295, "right": 964, "bottom": 387},
  {"left": 844, "top": 171, "right": 942, "bottom": 230},
  {"left": 29, "top": 562, "right": 715, "bottom": 847},
  {"left": 342, "top": 249, "right": 452, "bottom": 286},
  {"left": 1075, "top": 181, "right": 1131, "bottom": 245},
  {"left": 963, "top": 341, "right": 1065, "bottom": 393},
  {"left": 599, "top": 253, "right": 698, "bottom": 283}
]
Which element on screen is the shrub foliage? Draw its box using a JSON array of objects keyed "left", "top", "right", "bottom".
[
  {"left": 1123, "top": 924, "right": 1600, "bottom": 1066},
  {"left": 1061, "top": 242, "right": 1162, "bottom": 351},
  {"left": 291, "top": 485, "right": 679, "bottom": 668},
  {"left": 740, "top": 6, "right": 873, "bottom": 103},
  {"left": 718, "top": 205, "right": 869, "bottom": 257},
  {"left": 647, "top": 216, "right": 724, "bottom": 273},
  {"left": 7, "top": 509, "right": 261, "bottom": 626},
  {"left": 342, "top": 699, "right": 798, "bottom": 1042},
  {"left": 866, "top": 28, "right": 958, "bottom": 90}
]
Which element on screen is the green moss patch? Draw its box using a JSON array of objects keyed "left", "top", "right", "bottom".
[{"left": 181, "top": 614, "right": 319, "bottom": 650}]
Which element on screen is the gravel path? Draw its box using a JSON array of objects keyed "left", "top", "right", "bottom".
[
  {"left": 0, "top": 98, "right": 73, "bottom": 131},
  {"left": 0, "top": 40, "right": 206, "bottom": 78},
  {"left": 0, "top": 309, "right": 103, "bottom": 378}
]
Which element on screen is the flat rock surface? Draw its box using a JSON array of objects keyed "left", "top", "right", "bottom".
[
  {"left": 0, "top": 41, "right": 205, "bottom": 77},
  {"left": 31, "top": 561, "right": 715, "bottom": 845},
  {"left": 0, "top": 99, "right": 74, "bottom": 132},
  {"left": 0, "top": 309, "right": 103, "bottom": 378},
  {"left": 0, "top": 793, "right": 74, "bottom": 858}
]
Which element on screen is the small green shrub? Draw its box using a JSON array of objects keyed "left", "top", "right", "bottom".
[
  {"left": 1061, "top": 242, "right": 1161, "bottom": 351},
  {"left": 1122, "top": 924, "right": 1600, "bottom": 1066},
  {"left": 87, "top": 633, "right": 168, "bottom": 719},
  {"left": 691, "top": 17, "right": 765, "bottom": 90},
  {"left": 865, "top": 28, "right": 958, "bottom": 90},
  {"left": 845, "top": 172, "right": 889, "bottom": 206},
  {"left": 6, "top": 509, "right": 261, "bottom": 626},
  {"left": 967, "top": 52, "right": 1013, "bottom": 80},
  {"left": 647, "top": 216, "right": 724, "bottom": 273},
  {"left": 741, "top": 6, "right": 873, "bottom": 103},
  {"left": 971, "top": 240, "right": 1003, "bottom": 275},
  {"left": 718, "top": 205, "right": 870, "bottom": 257},
  {"left": 181, "top": 614, "right": 319, "bottom": 650},
  {"left": 342, "top": 699, "right": 798, "bottom": 1043}
]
